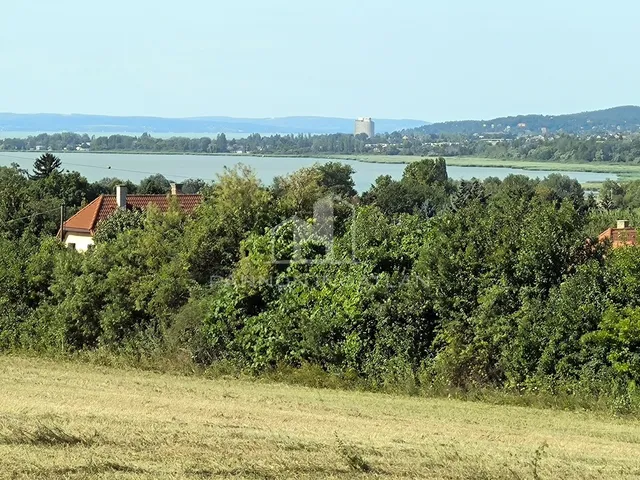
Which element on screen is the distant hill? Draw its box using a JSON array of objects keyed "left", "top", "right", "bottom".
[
  {"left": 408, "top": 106, "right": 640, "bottom": 135},
  {"left": 0, "top": 114, "right": 428, "bottom": 135}
]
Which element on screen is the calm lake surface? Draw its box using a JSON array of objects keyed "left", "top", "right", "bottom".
[{"left": 0, "top": 152, "right": 616, "bottom": 192}]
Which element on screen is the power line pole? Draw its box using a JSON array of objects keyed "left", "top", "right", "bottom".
[{"left": 59, "top": 204, "right": 66, "bottom": 241}]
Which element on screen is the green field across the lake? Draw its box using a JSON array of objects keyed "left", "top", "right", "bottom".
[{"left": 327, "top": 154, "right": 640, "bottom": 178}]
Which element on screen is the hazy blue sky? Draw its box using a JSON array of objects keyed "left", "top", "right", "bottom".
[{"left": 1, "top": 0, "right": 637, "bottom": 121}]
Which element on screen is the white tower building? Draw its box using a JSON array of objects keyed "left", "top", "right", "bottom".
[{"left": 354, "top": 117, "right": 375, "bottom": 138}]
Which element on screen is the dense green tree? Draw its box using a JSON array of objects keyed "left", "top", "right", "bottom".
[
  {"left": 29, "top": 204, "right": 192, "bottom": 351},
  {"left": 585, "top": 306, "right": 640, "bottom": 384},
  {"left": 0, "top": 165, "right": 96, "bottom": 240},
  {"left": 215, "top": 133, "right": 228, "bottom": 153},
  {"left": 316, "top": 162, "right": 356, "bottom": 198},
  {"left": 0, "top": 166, "right": 33, "bottom": 239},
  {"left": 31, "top": 153, "right": 62, "bottom": 179},
  {"left": 363, "top": 158, "right": 452, "bottom": 217},
  {"left": 402, "top": 157, "right": 448, "bottom": 185},
  {"left": 181, "top": 178, "right": 207, "bottom": 194},
  {"left": 272, "top": 166, "right": 326, "bottom": 219},
  {"left": 599, "top": 180, "right": 624, "bottom": 210},
  {"left": 184, "top": 165, "right": 273, "bottom": 283},
  {"left": 139, "top": 174, "right": 171, "bottom": 194},
  {"left": 536, "top": 174, "right": 585, "bottom": 210},
  {"left": 451, "top": 179, "right": 486, "bottom": 212},
  {"left": 361, "top": 176, "right": 416, "bottom": 216},
  {"left": 92, "top": 177, "right": 138, "bottom": 195},
  {"left": 93, "top": 208, "right": 146, "bottom": 243},
  {"left": 516, "top": 261, "right": 607, "bottom": 384}
]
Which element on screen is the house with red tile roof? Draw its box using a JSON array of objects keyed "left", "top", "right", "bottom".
[
  {"left": 62, "top": 183, "right": 202, "bottom": 251},
  {"left": 598, "top": 220, "right": 638, "bottom": 249}
]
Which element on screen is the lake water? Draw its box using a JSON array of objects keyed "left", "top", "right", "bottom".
[{"left": 0, "top": 152, "right": 616, "bottom": 192}]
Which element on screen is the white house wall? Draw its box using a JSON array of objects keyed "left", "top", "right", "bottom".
[{"left": 63, "top": 232, "right": 94, "bottom": 252}]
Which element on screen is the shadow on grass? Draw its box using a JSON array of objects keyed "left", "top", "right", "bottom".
[{"left": 0, "top": 419, "right": 98, "bottom": 447}]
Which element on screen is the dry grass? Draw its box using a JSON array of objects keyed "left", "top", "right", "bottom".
[{"left": 1, "top": 356, "right": 640, "bottom": 479}]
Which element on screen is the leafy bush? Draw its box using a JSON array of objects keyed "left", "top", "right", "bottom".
[{"left": 5, "top": 159, "right": 640, "bottom": 410}]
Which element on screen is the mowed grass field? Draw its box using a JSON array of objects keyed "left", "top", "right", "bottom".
[{"left": 2, "top": 357, "right": 640, "bottom": 479}]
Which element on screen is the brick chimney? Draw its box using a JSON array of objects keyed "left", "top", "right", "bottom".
[
  {"left": 116, "top": 185, "right": 127, "bottom": 210},
  {"left": 617, "top": 219, "right": 630, "bottom": 229},
  {"left": 170, "top": 183, "right": 182, "bottom": 195}
]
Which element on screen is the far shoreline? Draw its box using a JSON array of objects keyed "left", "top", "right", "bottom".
[{"left": 6, "top": 150, "right": 639, "bottom": 178}]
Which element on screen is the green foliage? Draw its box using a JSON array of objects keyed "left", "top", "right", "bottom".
[
  {"left": 536, "top": 174, "right": 585, "bottom": 210},
  {"left": 5, "top": 158, "right": 640, "bottom": 410},
  {"left": 4, "top": 128, "right": 640, "bottom": 163},
  {"left": 0, "top": 165, "right": 96, "bottom": 240},
  {"left": 450, "top": 179, "right": 486, "bottom": 212},
  {"left": 93, "top": 208, "right": 146, "bottom": 243},
  {"left": 531, "top": 261, "right": 606, "bottom": 382},
  {"left": 93, "top": 177, "right": 138, "bottom": 195},
  {"left": 31, "top": 153, "right": 62, "bottom": 179},
  {"left": 402, "top": 156, "right": 448, "bottom": 185},
  {"left": 19, "top": 204, "right": 192, "bottom": 352},
  {"left": 214, "top": 133, "right": 228, "bottom": 153},
  {"left": 183, "top": 164, "right": 273, "bottom": 283},
  {"left": 362, "top": 158, "right": 452, "bottom": 216},
  {"left": 514, "top": 200, "right": 585, "bottom": 297},
  {"left": 181, "top": 178, "right": 207, "bottom": 194},
  {"left": 272, "top": 166, "right": 326, "bottom": 219},
  {"left": 605, "top": 247, "right": 640, "bottom": 308},
  {"left": 316, "top": 162, "right": 356, "bottom": 198},
  {"left": 599, "top": 180, "right": 624, "bottom": 210},
  {"left": 138, "top": 174, "right": 171, "bottom": 194},
  {"left": 586, "top": 307, "right": 640, "bottom": 381}
]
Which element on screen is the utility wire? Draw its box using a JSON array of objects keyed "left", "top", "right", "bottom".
[
  {"left": 0, "top": 150, "right": 222, "bottom": 227},
  {"left": 0, "top": 207, "right": 60, "bottom": 226},
  {"left": 0, "top": 152, "right": 219, "bottom": 181}
]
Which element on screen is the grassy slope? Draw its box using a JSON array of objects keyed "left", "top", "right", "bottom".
[{"left": 1, "top": 357, "right": 640, "bottom": 479}]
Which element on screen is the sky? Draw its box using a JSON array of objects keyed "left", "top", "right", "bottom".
[{"left": 1, "top": 0, "right": 638, "bottom": 122}]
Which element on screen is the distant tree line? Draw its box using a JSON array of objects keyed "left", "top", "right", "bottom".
[{"left": 2, "top": 131, "right": 640, "bottom": 164}]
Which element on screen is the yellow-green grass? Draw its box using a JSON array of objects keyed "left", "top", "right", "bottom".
[
  {"left": 2, "top": 356, "right": 640, "bottom": 479},
  {"left": 327, "top": 154, "right": 640, "bottom": 177},
  {"left": 582, "top": 181, "right": 606, "bottom": 191}
]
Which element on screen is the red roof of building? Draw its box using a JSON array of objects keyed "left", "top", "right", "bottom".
[
  {"left": 63, "top": 194, "right": 203, "bottom": 234},
  {"left": 598, "top": 227, "right": 638, "bottom": 248}
]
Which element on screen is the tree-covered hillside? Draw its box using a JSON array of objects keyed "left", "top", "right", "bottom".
[{"left": 411, "top": 106, "right": 640, "bottom": 135}]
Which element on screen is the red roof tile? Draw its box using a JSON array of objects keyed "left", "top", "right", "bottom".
[
  {"left": 599, "top": 227, "right": 638, "bottom": 248},
  {"left": 63, "top": 194, "right": 202, "bottom": 234},
  {"left": 64, "top": 196, "right": 104, "bottom": 234}
]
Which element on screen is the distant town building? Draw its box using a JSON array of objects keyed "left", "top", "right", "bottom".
[{"left": 355, "top": 117, "right": 375, "bottom": 138}]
